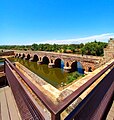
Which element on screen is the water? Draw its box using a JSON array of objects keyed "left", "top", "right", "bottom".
[
  {"left": 8, "top": 58, "right": 84, "bottom": 88},
  {"left": 0, "top": 58, "right": 4, "bottom": 66},
  {"left": 9, "top": 57, "right": 70, "bottom": 88},
  {"left": 0, "top": 62, "right": 4, "bottom": 65}
]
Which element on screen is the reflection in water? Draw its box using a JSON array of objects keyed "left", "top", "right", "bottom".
[
  {"left": 9, "top": 57, "right": 69, "bottom": 88},
  {"left": 0, "top": 62, "right": 4, "bottom": 65},
  {"left": 54, "top": 69, "right": 64, "bottom": 80},
  {"left": 42, "top": 65, "right": 49, "bottom": 74}
]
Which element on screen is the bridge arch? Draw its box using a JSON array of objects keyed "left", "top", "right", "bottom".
[
  {"left": 15, "top": 53, "right": 18, "bottom": 57},
  {"left": 32, "top": 54, "right": 39, "bottom": 62},
  {"left": 21, "top": 53, "right": 25, "bottom": 59},
  {"left": 66, "top": 62, "right": 69, "bottom": 67},
  {"left": 88, "top": 67, "right": 92, "bottom": 72},
  {"left": 18, "top": 53, "right": 21, "bottom": 58},
  {"left": 39, "top": 57, "right": 42, "bottom": 61},
  {"left": 42, "top": 56, "right": 49, "bottom": 65},
  {"left": 26, "top": 54, "right": 31, "bottom": 60},
  {"left": 54, "top": 58, "right": 64, "bottom": 68},
  {"left": 80, "top": 62, "right": 95, "bottom": 72},
  {"left": 71, "top": 61, "right": 77, "bottom": 72},
  {"left": 51, "top": 59, "right": 53, "bottom": 63}
]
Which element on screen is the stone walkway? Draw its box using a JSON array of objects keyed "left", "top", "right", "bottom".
[
  {"left": 106, "top": 100, "right": 114, "bottom": 120},
  {"left": 0, "top": 86, "right": 21, "bottom": 120}
]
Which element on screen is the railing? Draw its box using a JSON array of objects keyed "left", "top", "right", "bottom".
[
  {"left": 4, "top": 58, "right": 114, "bottom": 120},
  {"left": 5, "top": 59, "right": 45, "bottom": 120}
]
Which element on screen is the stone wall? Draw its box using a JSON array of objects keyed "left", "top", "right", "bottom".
[
  {"left": 104, "top": 38, "right": 114, "bottom": 60},
  {"left": 0, "top": 50, "right": 15, "bottom": 56}
]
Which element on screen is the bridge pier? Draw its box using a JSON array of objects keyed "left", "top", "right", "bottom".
[
  {"left": 48, "top": 63, "right": 55, "bottom": 68},
  {"left": 29, "top": 57, "right": 33, "bottom": 61},
  {"left": 63, "top": 66, "right": 71, "bottom": 72},
  {"left": 37, "top": 61, "right": 43, "bottom": 65}
]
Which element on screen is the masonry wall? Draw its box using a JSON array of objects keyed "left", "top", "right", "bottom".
[{"left": 104, "top": 38, "right": 114, "bottom": 60}]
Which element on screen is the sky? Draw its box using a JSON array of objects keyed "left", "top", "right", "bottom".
[{"left": 0, "top": 0, "right": 114, "bottom": 45}]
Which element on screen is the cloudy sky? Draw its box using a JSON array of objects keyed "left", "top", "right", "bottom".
[{"left": 0, "top": 0, "right": 114, "bottom": 45}]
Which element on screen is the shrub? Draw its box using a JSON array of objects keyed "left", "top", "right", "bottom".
[{"left": 66, "top": 72, "right": 84, "bottom": 84}]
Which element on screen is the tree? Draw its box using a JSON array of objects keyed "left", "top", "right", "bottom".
[{"left": 31, "top": 43, "right": 38, "bottom": 51}]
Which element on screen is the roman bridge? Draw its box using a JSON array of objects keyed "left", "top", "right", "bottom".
[{"left": 14, "top": 51, "right": 103, "bottom": 72}]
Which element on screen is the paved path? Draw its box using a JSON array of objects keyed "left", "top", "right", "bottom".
[
  {"left": 0, "top": 86, "right": 21, "bottom": 120},
  {"left": 106, "top": 100, "right": 114, "bottom": 120}
]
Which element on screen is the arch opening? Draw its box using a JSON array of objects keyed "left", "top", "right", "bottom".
[
  {"left": 18, "top": 54, "right": 21, "bottom": 58},
  {"left": 15, "top": 54, "right": 18, "bottom": 57},
  {"left": 42, "top": 56, "right": 49, "bottom": 64},
  {"left": 88, "top": 67, "right": 92, "bottom": 72},
  {"left": 21, "top": 54, "right": 25, "bottom": 59},
  {"left": 71, "top": 61, "right": 84, "bottom": 74},
  {"left": 71, "top": 61, "right": 77, "bottom": 72},
  {"left": 54, "top": 58, "right": 64, "bottom": 68},
  {"left": 26, "top": 54, "right": 31, "bottom": 60},
  {"left": 32, "top": 55, "right": 39, "bottom": 62},
  {"left": 66, "top": 62, "right": 69, "bottom": 67},
  {"left": 51, "top": 59, "right": 53, "bottom": 63}
]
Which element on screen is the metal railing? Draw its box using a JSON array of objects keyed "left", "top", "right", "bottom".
[{"left": 4, "top": 58, "right": 114, "bottom": 120}]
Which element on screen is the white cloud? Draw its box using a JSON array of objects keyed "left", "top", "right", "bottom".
[{"left": 40, "top": 33, "right": 114, "bottom": 44}]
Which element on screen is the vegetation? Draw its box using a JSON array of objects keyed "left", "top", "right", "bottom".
[
  {"left": 81, "top": 40, "right": 107, "bottom": 56},
  {"left": 66, "top": 72, "right": 84, "bottom": 84},
  {"left": 0, "top": 58, "right": 4, "bottom": 62},
  {"left": 0, "top": 41, "right": 107, "bottom": 56}
]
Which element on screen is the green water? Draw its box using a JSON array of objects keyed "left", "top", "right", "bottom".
[
  {"left": 0, "top": 58, "right": 4, "bottom": 65},
  {"left": 9, "top": 57, "right": 72, "bottom": 88}
]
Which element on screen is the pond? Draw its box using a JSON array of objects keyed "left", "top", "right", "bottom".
[{"left": 9, "top": 57, "right": 84, "bottom": 88}]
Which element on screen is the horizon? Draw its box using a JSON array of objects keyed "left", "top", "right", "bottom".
[{"left": 0, "top": 0, "right": 114, "bottom": 45}]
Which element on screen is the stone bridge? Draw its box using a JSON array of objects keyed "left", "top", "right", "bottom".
[{"left": 14, "top": 50, "right": 102, "bottom": 72}]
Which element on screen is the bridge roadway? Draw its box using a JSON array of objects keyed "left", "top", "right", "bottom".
[
  {"left": 14, "top": 50, "right": 103, "bottom": 72},
  {"left": 106, "top": 100, "right": 114, "bottom": 120},
  {"left": 0, "top": 86, "right": 21, "bottom": 120}
]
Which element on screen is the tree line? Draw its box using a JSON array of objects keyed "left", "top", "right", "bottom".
[{"left": 0, "top": 41, "right": 107, "bottom": 56}]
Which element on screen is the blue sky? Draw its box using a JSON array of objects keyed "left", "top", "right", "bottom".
[{"left": 0, "top": 0, "right": 114, "bottom": 45}]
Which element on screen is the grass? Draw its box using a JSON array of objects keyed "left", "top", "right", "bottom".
[{"left": 66, "top": 72, "right": 84, "bottom": 84}]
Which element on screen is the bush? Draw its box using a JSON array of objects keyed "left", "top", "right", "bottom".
[{"left": 66, "top": 72, "right": 84, "bottom": 84}]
